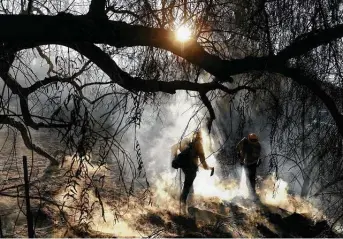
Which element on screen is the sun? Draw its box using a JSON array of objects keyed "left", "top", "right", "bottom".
[{"left": 176, "top": 26, "right": 192, "bottom": 42}]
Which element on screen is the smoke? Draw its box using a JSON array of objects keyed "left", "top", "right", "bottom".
[
  {"left": 239, "top": 168, "right": 250, "bottom": 198},
  {"left": 53, "top": 152, "right": 324, "bottom": 237},
  {"left": 137, "top": 91, "right": 205, "bottom": 179},
  {"left": 2, "top": 42, "right": 335, "bottom": 237},
  {"left": 133, "top": 89, "right": 324, "bottom": 214},
  {"left": 53, "top": 154, "right": 141, "bottom": 236},
  {"left": 133, "top": 91, "right": 246, "bottom": 203},
  {"left": 260, "top": 173, "right": 289, "bottom": 207},
  {"left": 259, "top": 173, "right": 323, "bottom": 220}
]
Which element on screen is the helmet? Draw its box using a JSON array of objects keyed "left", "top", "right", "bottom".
[{"left": 248, "top": 133, "right": 258, "bottom": 142}]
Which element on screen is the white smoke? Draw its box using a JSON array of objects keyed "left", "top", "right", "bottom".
[
  {"left": 239, "top": 168, "right": 250, "bottom": 199},
  {"left": 138, "top": 91, "right": 204, "bottom": 179}
]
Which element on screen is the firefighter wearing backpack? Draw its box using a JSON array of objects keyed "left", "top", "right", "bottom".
[
  {"left": 171, "top": 130, "right": 214, "bottom": 206},
  {"left": 236, "top": 133, "right": 262, "bottom": 197}
]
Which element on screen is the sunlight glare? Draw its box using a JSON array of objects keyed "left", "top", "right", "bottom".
[{"left": 176, "top": 26, "right": 192, "bottom": 42}]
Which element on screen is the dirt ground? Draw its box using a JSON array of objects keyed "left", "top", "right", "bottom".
[{"left": 0, "top": 130, "right": 340, "bottom": 238}]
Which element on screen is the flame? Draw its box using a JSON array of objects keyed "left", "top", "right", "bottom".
[
  {"left": 192, "top": 130, "right": 249, "bottom": 200},
  {"left": 52, "top": 151, "right": 324, "bottom": 237},
  {"left": 192, "top": 157, "right": 242, "bottom": 201},
  {"left": 91, "top": 205, "right": 140, "bottom": 237},
  {"left": 153, "top": 171, "right": 180, "bottom": 210},
  {"left": 153, "top": 160, "right": 247, "bottom": 205},
  {"left": 259, "top": 174, "right": 323, "bottom": 219},
  {"left": 54, "top": 154, "right": 141, "bottom": 237},
  {"left": 260, "top": 173, "right": 289, "bottom": 207}
]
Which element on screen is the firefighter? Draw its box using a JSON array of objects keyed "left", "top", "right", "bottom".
[
  {"left": 171, "top": 130, "right": 214, "bottom": 207},
  {"left": 236, "top": 133, "right": 262, "bottom": 197}
]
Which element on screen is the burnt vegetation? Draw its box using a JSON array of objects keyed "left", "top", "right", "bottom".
[{"left": 0, "top": 0, "right": 343, "bottom": 237}]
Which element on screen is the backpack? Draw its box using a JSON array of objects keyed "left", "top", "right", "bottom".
[
  {"left": 249, "top": 141, "right": 261, "bottom": 158},
  {"left": 172, "top": 142, "right": 195, "bottom": 169},
  {"left": 243, "top": 140, "right": 261, "bottom": 165}
]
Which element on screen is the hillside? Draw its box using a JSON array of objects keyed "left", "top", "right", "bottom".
[{"left": 1, "top": 154, "right": 341, "bottom": 238}]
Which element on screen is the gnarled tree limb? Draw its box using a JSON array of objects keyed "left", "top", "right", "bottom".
[
  {"left": 87, "top": 0, "right": 107, "bottom": 18},
  {"left": 0, "top": 115, "right": 59, "bottom": 165},
  {"left": 1, "top": 13, "right": 343, "bottom": 137},
  {"left": 276, "top": 66, "right": 343, "bottom": 136}
]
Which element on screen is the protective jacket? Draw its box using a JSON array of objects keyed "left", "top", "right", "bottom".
[
  {"left": 171, "top": 137, "right": 210, "bottom": 170},
  {"left": 236, "top": 137, "right": 261, "bottom": 165}
]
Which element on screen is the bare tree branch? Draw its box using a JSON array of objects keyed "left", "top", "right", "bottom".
[
  {"left": 106, "top": 6, "right": 141, "bottom": 21},
  {"left": 2, "top": 14, "right": 343, "bottom": 81},
  {"left": 87, "top": 0, "right": 107, "bottom": 18},
  {"left": 61, "top": 43, "right": 237, "bottom": 94},
  {"left": 0, "top": 115, "right": 59, "bottom": 165},
  {"left": 25, "top": 60, "right": 91, "bottom": 94},
  {"left": 1, "top": 15, "right": 342, "bottom": 137},
  {"left": 27, "top": 0, "right": 33, "bottom": 15},
  {"left": 277, "top": 24, "right": 343, "bottom": 60},
  {"left": 277, "top": 66, "right": 343, "bottom": 136},
  {"left": 35, "top": 46, "right": 58, "bottom": 76},
  {"left": 0, "top": 15, "right": 236, "bottom": 81},
  {"left": 0, "top": 72, "right": 69, "bottom": 129},
  {"left": 314, "top": 175, "right": 343, "bottom": 196},
  {"left": 200, "top": 92, "right": 216, "bottom": 133}
]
